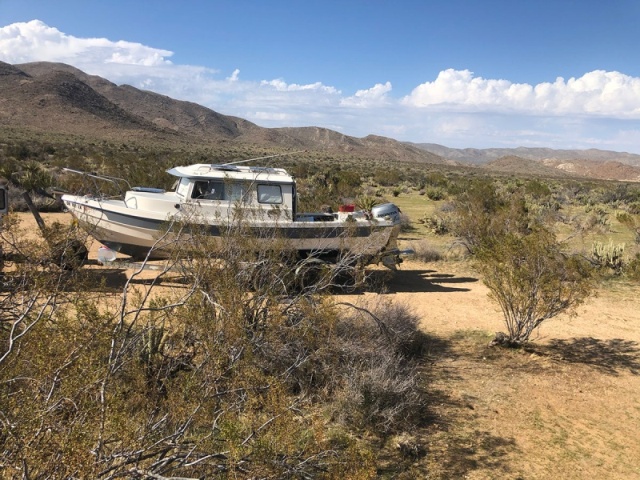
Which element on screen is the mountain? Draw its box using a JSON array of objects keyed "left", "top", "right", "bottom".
[
  {"left": 483, "top": 156, "right": 571, "bottom": 178},
  {"left": 0, "top": 61, "right": 157, "bottom": 137},
  {"left": 1, "top": 61, "right": 447, "bottom": 164},
  {"left": 414, "top": 143, "right": 640, "bottom": 166},
  {"left": 414, "top": 143, "right": 640, "bottom": 181}
]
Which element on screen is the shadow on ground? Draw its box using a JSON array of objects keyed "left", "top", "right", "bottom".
[
  {"left": 60, "top": 265, "right": 191, "bottom": 292},
  {"left": 365, "top": 268, "right": 479, "bottom": 294},
  {"left": 532, "top": 337, "right": 640, "bottom": 376},
  {"left": 382, "top": 332, "right": 519, "bottom": 479}
]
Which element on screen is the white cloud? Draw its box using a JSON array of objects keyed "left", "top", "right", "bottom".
[
  {"left": 2, "top": 20, "right": 640, "bottom": 153},
  {"left": 403, "top": 68, "right": 640, "bottom": 117},
  {"left": 227, "top": 69, "right": 240, "bottom": 82},
  {"left": 251, "top": 111, "right": 293, "bottom": 121},
  {"left": 0, "top": 20, "right": 173, "bottom": 66},
  {"left": 260, "top": 78, "right": 339, "bottom": 94},
  {"left": 341, "top": 81, "right": 392, "bottom": 107}
]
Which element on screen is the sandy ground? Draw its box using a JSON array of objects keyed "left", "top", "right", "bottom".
[
  {"left": 5, "top": 212, "right": 640, "bottom": 478},
  {"left": 375, "top": 260, "right": 640, "bottom": 480}
]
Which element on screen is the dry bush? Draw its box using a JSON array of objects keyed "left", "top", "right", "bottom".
[
  {"left": 451, "top": 180, "right": 594, "bottom": 346},
  {"left": 419, "top": 214, "right": 449, "bottom": 235},
  {"left": 450, "top": 181, "right": 531, "bottom": 255},
  {"left": 330, "top": 300, "right": 428, "bottom": 434},
  {"left": 624, "top": 253, "right": 640, "bottom": 280},
  {"left": 0, "top": 214, "right": 427, "bottom": 477},
  {"left": 409, "top": 239, "right": 443, "bottom": 262}
]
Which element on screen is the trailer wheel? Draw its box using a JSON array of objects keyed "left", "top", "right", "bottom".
[
  {"left": 51, "top": 239, "right": 89, "bottom": 270},
  {"left": 294, "top": 259, "right": 329, "bottom": 291}
]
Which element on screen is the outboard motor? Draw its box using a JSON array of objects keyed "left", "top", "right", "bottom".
[{"left": 371, "top": 203, "right": 401, "bottom": 223}]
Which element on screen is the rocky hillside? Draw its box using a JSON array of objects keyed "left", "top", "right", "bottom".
[{"left": 1, "top": 61, "right": 446, "bottom": 164}]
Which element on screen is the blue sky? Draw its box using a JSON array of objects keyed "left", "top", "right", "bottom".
[{"left": 2, "top": 0, "right": 640, "bottom": 153}]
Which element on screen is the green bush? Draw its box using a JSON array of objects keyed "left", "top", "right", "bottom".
[
  {"left": 425, "top": 186, "right": 446, "bottom": 201},
  {"left": 477, "top": 229, "right": 594, "bottom": 346},
  {"left": 624, "top": 253, "right": 640, "bottom": 281}
]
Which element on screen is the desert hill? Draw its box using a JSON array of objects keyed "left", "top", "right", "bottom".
[
  {"left": 483, "top": 155, "right": 571, "bottom": 178},
  {"left": 2, "top": 61, "right": 446, "bottom": 164},
  {"left": 415, "top": 143, "right": 640, "bottom": 167}
]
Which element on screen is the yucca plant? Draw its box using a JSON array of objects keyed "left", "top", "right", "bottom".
[{"left": 356, "top": 195, "right": 380, "bottom": 213}]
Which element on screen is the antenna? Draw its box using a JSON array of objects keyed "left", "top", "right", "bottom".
[{"left": 221, "top": 150, "right": 305, "bottom": 166}]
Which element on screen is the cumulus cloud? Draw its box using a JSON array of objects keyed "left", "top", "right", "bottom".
[
  {"left": 341, "top": 81, "right": 392, "bottom": 107},
  {"left": 0, "top": 20, "right": 173, "bottom": 66},
  {"left": 403, "top": 68, "right": 640, "bottom": 117}
]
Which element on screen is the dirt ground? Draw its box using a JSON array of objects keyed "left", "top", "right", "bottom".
[
  {"left": 360, "top": 259, "right": 640, "bottom": 479},
  {"left": 6, "top": 212, "right": 640, "bottom": 479}
]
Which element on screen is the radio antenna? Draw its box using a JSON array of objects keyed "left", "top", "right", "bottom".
[{"left": 222, "top": 150, "right": 305, "bottom": 166}]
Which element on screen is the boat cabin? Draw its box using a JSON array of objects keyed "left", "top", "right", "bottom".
[{"left": 168, "top": 164, "right": 298, "bottom": 221}]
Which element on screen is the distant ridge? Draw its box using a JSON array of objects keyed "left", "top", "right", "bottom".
[
  {"left": 413, "top": 143, "right": 640, "bottom": 181},
  {"left": 483, "top": 155, "right": 571, "bottom": 178},
  {"left": 414, "top": 143, "right": 640, "bottom": 167}
]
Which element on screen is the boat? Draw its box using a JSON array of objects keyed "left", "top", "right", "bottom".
[{"left": 61, "top": 162, "right": 403, "bottom": 267}]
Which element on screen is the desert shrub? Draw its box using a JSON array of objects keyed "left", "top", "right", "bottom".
[
  {"left": 450, "top": 181, "right": 531, "bottom": 254},
  {"left": 409, "top": 239, "right": 443, "bottom": 262},
  {"left": 477, "top": 229, "right": 594, "bottom": 346},
  {"left": 583, "top": 205, "right": 610, "bottom": 232},
  {"left": 331, "top": 300, "right": 427, "bottom": 433},
  {"left": 425, "top": 186, "right": 447, "bottom": 201},
  {"left": 616, "top": 211, "right": 640, "bottom": 244},
  {"left": 628, "top": 202, "right": 640, "bottom": 215},
  {"left": 525, "top": 179, "right": 552, "bottom": 198},
  {"left": 452, "top": 180, "right": 594, "bottom": 346},
  {"left": 421, "top": 214, "right": 449, "bottom": 235},
  {"left": 0, "top": 215, "right": 427, "bottom": 477},
  {"left": 374, "top": 168, "right": 402, "bottom": 186},
  {"left": 624, "top": 253, "right": 640, "bottom": 281},
  {"left": 399, "top": 212, "right": 413, "bottom": 232}
]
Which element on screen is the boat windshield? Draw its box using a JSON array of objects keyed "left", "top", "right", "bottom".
[{"left": 176, "top": 178, "right": 190, "bottom": 198}]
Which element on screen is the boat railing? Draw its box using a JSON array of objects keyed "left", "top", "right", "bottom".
[{"left": 63, "top": 168, "right": 133, "bottom": 198}]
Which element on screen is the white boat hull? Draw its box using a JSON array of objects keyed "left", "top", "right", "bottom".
[{"left": 63, "top": 195, "right": 401, "bottom": 263}]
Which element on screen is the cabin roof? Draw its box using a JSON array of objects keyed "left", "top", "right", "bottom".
[{"left": 167, "top": 164, "right": 294, "bottom": 183}]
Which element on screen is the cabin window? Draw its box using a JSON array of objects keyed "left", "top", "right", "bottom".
[
  {"left": 227, "top": 183, "right": 247, "bottom": 202},
  {"left": 257, "top": 184, "right": 283, "bottom": 204},
  {"left": 191, "top": 180, "right": 249, "bottom": 202},
  {"left": 192, "top": 181, "right": 224, "bottom": 200}
]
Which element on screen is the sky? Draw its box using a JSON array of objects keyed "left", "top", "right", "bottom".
[{"left": 1, "top": 0, "right": 640, "bottom": 153}]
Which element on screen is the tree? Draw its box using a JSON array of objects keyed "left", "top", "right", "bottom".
[{"left": 451, "top": 180, "right": 530, "bottom": 255}]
